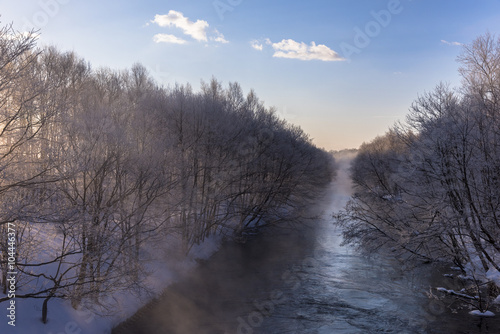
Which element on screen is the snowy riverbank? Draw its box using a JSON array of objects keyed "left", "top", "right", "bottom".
[{"left": 0, "top": 234, "right": 223, "bottom": 334}]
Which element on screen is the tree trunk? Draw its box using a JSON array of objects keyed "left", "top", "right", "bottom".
[{"left": 42, "top": 295, "right": 51, "bottom": 324}]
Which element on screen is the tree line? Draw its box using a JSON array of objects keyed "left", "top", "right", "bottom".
[
  {"left": 0, "top": 24, "right": 336, "bottom": 322},
  {"left": 338, "top": 33, "right": 500, "bottom": 312}
]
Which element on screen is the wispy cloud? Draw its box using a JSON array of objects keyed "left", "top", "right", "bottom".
[
  {"left": 153, "top": 33, "right": 187, "bottom": 44},
  {"left": 271, "top": 39, "right": 345, "bottom": 62},
  {"left": 250, "top": 38, "right": 273, "bottom": 51},
  {"left": 152, "top": 11, "right": 209, "bottom": 42},
  {"left": 250, "top": 40, "right": 263, "bottom": 51},
  {"left": 211, "top": 29, "right": 228, "bottom": 44},
  {"left": 441, "top": 39, "right": 462, "bottom": 46}
]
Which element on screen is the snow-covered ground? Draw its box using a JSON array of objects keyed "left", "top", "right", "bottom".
[
  {"left": 0, "top": 232, "right": 223, "bottom": 334},
  {"left": 436, "top": 251, "right": 500, "bottom": 317},
  {"left": 469, "top": 310, "right": 496, "bottom": 317}
]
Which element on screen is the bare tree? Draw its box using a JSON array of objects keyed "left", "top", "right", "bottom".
[
  {"left": 0, "top": 35, "right": 335, "bottom": 323},
  {"left": 338, "top": 33, "right": 500, "bottom": 313}
]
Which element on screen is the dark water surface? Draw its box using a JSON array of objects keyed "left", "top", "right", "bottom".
[{"left": 112, "top": 158, "right": 500, "bottom": 334}]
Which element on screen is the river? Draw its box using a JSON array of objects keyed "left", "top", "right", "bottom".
[{"left": 112, "top": 155, "right": 500, "bottom": 334}]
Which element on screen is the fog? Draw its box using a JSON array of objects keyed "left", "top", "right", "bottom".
[
  {"left": 113, "top": 148, "right": 500, "bottom": 333},
  {"left": 112, "top": 151, "right": 356, "bottom": 334}
]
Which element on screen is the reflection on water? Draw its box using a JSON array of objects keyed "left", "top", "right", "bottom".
[{"left": 113, "top": 156, "right": 500, "bottom": 334}]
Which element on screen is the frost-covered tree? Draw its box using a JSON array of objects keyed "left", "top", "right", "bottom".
[
  {"left": 0, "top": 33, "right": 336, "bottom": 323},
  {"left": 338, "top": 33, "right": 500, "bottom": 313},
  {"left": 0, "top": 25, "right": 61, "bottom": 299}
]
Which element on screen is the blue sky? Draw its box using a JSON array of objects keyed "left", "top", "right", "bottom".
[{"left": 1, "top": 0, "right": 500, "bottom": 150}]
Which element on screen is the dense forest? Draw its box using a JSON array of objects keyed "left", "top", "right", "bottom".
[
  {"left": 0, "top": 24, "right": 336, "bottom": 322},
  {"left": 338, "top": 33, "right": 500, "bottom": 313}
]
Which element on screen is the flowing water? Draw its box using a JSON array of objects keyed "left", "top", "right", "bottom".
[{"left": 112, "top": 156, "right": 500, "bottom": 334}]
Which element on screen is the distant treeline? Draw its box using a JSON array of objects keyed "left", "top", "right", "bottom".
[{"left": 0, "top": 24, "right": 335, "bottom": 321}]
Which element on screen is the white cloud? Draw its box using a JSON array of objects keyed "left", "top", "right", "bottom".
[
  {"left": 441, "top": 39, "right": 462, "bottom": 46},
  {"left": 271, "top": 39, "right": 344, "bottom": 61},
  {"left": 250, "top": 40, "right": 263, "bottom": 51},
  {"left": 152, "top": 11, "right": 209, "bottom": 42},
  {"left": 151, "top": 11, "right": 229, "bottom": 45},
  {"left": 212, "top": 29, "right": 229, "bottom": 44},
  {"left": 153, "top": 33, "right": 187, "bottom": 44}
]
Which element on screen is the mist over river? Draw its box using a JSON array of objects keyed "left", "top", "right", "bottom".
[{"left": 113, "top": 155, "right": 500, "bottom": 334}]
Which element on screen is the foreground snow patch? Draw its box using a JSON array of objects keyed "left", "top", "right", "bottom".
[{"left": 469, "top": 310, "right": 496, "bottom": 317}]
